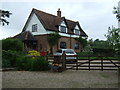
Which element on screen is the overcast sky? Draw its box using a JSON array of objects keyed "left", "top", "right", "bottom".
[{"left": 0, "top": 0, "right": 119, "bottom": 40}]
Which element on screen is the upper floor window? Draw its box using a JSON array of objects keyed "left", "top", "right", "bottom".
[
  {"left": 74, "top": 29, "right": 80, "bottom": 35},
  {"left": 60, "top": 26, "right": 66, "bottom": 33},
  {"left": 59, "top": 21, "right": 67, "bottom": 33},
  {"left": 32, "top": 24, "right": 37, "bottom": 32}
]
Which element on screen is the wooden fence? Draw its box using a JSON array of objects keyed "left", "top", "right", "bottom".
[{"left": 46, "top": 53, "right": 120, "bottom": 71}]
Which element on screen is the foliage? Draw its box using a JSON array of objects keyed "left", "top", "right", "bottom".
[
  {"left": 2, "top": 38, "right": 23, "bottom": 51},
  {"left": 2, "top": 50, "right": 24, "bottom": 68},
  {"left": 77, "top": 52, "right": 93, "bottom": 57},
  {"left": 75, "top": 36, "right": 87, "bottom": 49},
  {"left": 16, "top": 56, "right": 50, "bottom": 71},
  {"left": 27, "top": 50, "right": 40, "bottom": 56},
  {"left": 47, "top": 32, "right": 61, "bottom": 53},
  {"left": 93, "top": 39, "right": 112, "bottom": 49},
  {"left": 105, "top": 27, "right": 120, "bottom": 56},
  {"left": 15, "top": 56, "right": 32, "bottom": 71},
  {"left": 105, "top": 27, "right": 120, "bottom": 46},
  {"left": 0, "top": 9, "right": 12, "bottom": 26},
  {"left": 31, "top": 57, "right": 50, "bottom": 71},
  {"left": 113, "top": 6, "right": 120, "bottom": 21},
  {"left": 82, "top": 39, "right": 113, "bottom": 55}
]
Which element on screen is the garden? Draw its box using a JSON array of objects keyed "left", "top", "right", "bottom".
[{"left": 2, "top": 38, "right": 50, "bottom": 71}]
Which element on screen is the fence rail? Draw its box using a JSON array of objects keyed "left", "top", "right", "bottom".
[{"left": 46, "top": 53, "right": 120, "bottom": 71}]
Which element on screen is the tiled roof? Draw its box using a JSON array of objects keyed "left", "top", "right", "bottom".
[
  {"left": 14, "top": 31, "right": 37, "bottom": 41},
  {"left": 23, "top": 8, "right": 88, "bottom": 37}
]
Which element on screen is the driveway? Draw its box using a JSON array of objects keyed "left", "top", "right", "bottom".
[{"left": 2, "top": 70, "right": 118, "bottom": 88}]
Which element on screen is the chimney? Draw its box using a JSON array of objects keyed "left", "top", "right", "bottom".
[{"left": 57, "top": 8, "right": 61, "bottom": 17}]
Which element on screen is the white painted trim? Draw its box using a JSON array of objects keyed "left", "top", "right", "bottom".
[
  {"left": 59, "top": 21, "right": 68, "bottom": 33},
  {"left": 74, "top": 24, "right": 80, "bottom": 35},
  {"left": 45, "top": 30, "right": 79, "bottom": 38}
]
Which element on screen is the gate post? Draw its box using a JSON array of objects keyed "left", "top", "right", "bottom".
[
  {"left": 88, "top": 56, "right": 90, "bottom": 71},
  {"left": 62, "top": 51, "right": 66, "bottom": 71},
  {"left": 101, "top": 57, "right": 103, "bottom": 71},
  {"left": 76, "top": 55, "right": 78, "bottom": 70}
]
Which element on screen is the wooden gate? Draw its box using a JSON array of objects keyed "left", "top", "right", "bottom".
[
  {"left": 46, "top": 53, "right": 120, "bottom": 71},
  {"left": 66, "top": 56, "right": 120, "bottom": 71}
]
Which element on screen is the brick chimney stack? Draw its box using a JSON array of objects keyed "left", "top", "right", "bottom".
[{"left": 57, "top": 8, "right": 61, "bottom": 17}]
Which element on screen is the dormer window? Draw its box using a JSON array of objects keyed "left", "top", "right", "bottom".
[
  {"left": 74, "top": 24, "right": 80, "bottom": 35},
  {"left": 60, "top": 26, "right": 66, "bottom": 33},
  {"left": 74, "top": 29, "right": 80, "bottom": 35},
  {"left": 32, "top": 24, "right": 37, "bottom": 32},
  {"left": 59, "top": 21, "right": 67, "bottom": 33}
]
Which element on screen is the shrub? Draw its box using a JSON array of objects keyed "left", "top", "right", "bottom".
[
  {"left": 27, "top": 50, "right": 40, "bottom": 56},
  {"left": 2, "top": 58, "right": 11, "bottom": 68},
  {"left": 31, "top": 57, "right": 50, "bottom": 71},
  {"left": 15, "top": 56, "right": 32, "bottom": 71},
  {"left": 2, "top": 50, "right": 24, "bottom": 68},
  {"left": 15, "top": 56, "right": 50, "bottom": 71},
  {"left": 2, "top": 38, "right": 23, "bottom": 51}
]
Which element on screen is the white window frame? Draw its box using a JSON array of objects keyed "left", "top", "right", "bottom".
[
  {"left": 74, "top": 29, "right": 80, "bottom": 35},
  {"left": 74, "top": 24, "right": 80, "bottom": 35},
  {"left": 32, "top": 24, "right": 37, "bottom": 32},
  {"left": 59, "top": 21, "right": 67, "bottom": 33}
]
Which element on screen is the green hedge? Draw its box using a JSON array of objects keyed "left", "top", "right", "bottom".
[
  {"left": 2, "top": 38, "right": 23, "bottom": 51},
  {"left": 2, "top": 50, "right": 23, "bottom": 68},
  {"left": 16, "top": 56, "right": 50, "bottom": 71}
]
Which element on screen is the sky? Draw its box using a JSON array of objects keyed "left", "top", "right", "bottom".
[{"left": 0, "top": 0, "right": 119, "bottom": 40}]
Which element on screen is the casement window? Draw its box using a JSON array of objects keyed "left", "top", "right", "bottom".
[
  {"left": 60, "top": 42, "right": 66, "bottom": 49},
  {"left": 32, "top": 24, "right": 37, "bottom": 32},
  {"left": 60, "top": 26, "right": 66, "bottom": 33},
  {"left": 75, "top": 42, "right": 79, "bottom": 49},
  {"left": 59, "top": 21, "right": 67, "bottom": 33},
  {"left": 74, "top": 29, "right": 80, "bottom": 35}
]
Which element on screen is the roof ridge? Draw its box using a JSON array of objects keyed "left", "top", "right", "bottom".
[
  {"left": 33, "top": 8, "right": 58, "bottom": 18},
  {"left": 33, "top": 8, "right": 77, "bottom": 23},
  {"left": 66, "top": 18, "right": 77, "bottom": 23}
]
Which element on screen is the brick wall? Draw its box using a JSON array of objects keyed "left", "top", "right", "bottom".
[{"left": 34, "top": 34, "right": 83, "bottom": 53}]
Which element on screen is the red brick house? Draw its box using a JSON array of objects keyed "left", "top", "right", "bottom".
[{"left": 15, "top": 8, "right": 88, "bottom": 53}]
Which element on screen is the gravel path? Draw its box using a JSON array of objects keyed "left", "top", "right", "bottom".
[{"left": 2, "top": 70, "right": 118, "bottom": 88}]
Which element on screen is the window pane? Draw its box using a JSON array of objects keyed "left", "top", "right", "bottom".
[
  {"left": 32, "top": 24, "right": 37, "bottom": 32},
  {"left": 75, "top": 29, "right": 80, "bottom": 35},
  {"left": 75, "top": 42, "right": 79, "bottom": 49},
  {"left": 60, "top": 42, "right": 66, "bottom": 49},
  {"left": 60, "top": 26, "right": 66, "bottom": 33}
]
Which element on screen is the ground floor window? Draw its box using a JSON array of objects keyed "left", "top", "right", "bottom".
[
  {"left": 60, "top": 42, "right": 66, "bottom": 49},
  {"left": 75, "top": 42, "right": 79, "bottom": 49}
]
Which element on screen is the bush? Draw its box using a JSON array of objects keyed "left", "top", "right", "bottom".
[
  {"left": 2, "top": 50, "right": 24, "bottom": 68},
  {"left": 15, "top": 56, "right": 50, "bottom": 71},
  {"left": 27, "top": 50, "right": 40, "bottom": 56},
  {"left": 31, "top": 57, "right": 50, "bottom": 71},
  {"left": 2, "top": 38, "right": 23, "bottom": 51},
  {"left": 2, "top": 58, "right": 11, "bottom": 68},
  {"left": 77, "top": 52, "right": 93, "bottom": 56},
  {"left": 15, "top": 56, "right": 32, "bottom": 71}
]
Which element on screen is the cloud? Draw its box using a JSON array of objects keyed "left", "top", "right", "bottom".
[{"left": 0, "top": 0, "right": 119, "bottom": 40}]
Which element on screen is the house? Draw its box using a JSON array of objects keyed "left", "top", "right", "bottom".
[{"left": 15, "top": 8, "right": 88, "bottom": 53}]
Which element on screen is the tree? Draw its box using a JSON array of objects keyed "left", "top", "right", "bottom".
[
  {"left": 105, "top": 27, "right": 120, "bottom": 46},
  {"left": 47, "top": 32, "right": 61, "bottom": 54},
  {"left": 113, "top": 6, "right": 120, "bottom": 21},
  {"left": 105, "top": 26, "right": 120, "bottom": 56},
  {"left": 83, "top": 38, "right": 112, "bottom": 53},
  {"left": 0, "top": 9, "right": 12, "bottom": 26}
]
